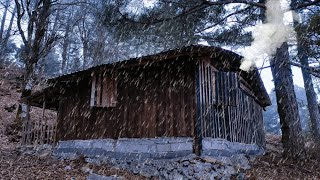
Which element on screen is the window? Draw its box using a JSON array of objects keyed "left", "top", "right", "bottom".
[{"left": 90, "top": 72, "right": 117, "bottom": 107}]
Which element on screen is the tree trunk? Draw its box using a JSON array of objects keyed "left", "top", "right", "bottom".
[
  {"left": 291, "top": 0, "right": 320, "bottom": 142},
  {"left": 93, "top": 23, "right": 106, "bottom": 66},
  {"left": 82, "top": 40, "right": 88, "bottom": 70},
  {"left": 15, "top": 59, "right": 34, "bottom": 126},
  {"left": 14, "top": 0, "right": 52, "bottom": 126},
  {"left": 0, "top": 0, "right": 10, "bottom": 41},
  {"left": 270, "top": 43, "right": 306, "bottom": 158},
  {"left": 295, "top": 24, "right": 320, "bottom": 142},
  {"left": 0, "top": 3, "right": 16, "bottom": 58},
  {"left": 61, "top": 35, "right": 69, "bottom": 73},
  {"left": 0, "top": 0, "right": 10, "bottom": 63}
]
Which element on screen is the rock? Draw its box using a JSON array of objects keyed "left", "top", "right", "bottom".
[
  {"left": 223, "top": 165, "right": 236, "bottom": 175},
  {"left": 180, "top": 167, "right": 189, "bottom": 176},
  {"left": 230, "top": 154, "right": 250, "bottom": 170},
  {"left": 203, "top": 156, "right": 219, "bottom": 164},
  {"left": 38, "top": 152, "right": 51, "bottom": 159},
  {"left": 182, "top": 161, "right": 190, "bottom": 167},
  {"left": 82, "top": 166, "right": 93, "bottom": 174},
  {"left": 132, "top": 168, "right": 139, "bottom": 175},
  {"left": 209, "top": 172, "right": 219, "bottom": 180},
  {"left": 64, "top": 165, "right": 72, "bottom": 171},
  {"left": 166, "top": 164, "right": 175, "bottom": 172},
  {"left": 203, "top": 156, "right": 232, "bottom": 165},
  {"left": 187, "top": 168, "right": 194, "bottom": 176},
  {"left": 173, "top": 173, "right": 184, "bottom": 180},
  {"left": 261, "top": 161, "right": 270, "bottom": 167},
  {"left": 203, "top": 162, "right": 213, "bottom": 172},
  {"left": 193, "top": 172, "right": 203, "bottom": 179},
  {"left": 87, "top": 173, "right": 121, "bottom": 180},
  {"left": 236, "top": 172, "right": 245, "bottom": 180},
  {"left": 4, "top": 104, "right": 16, "bottom": 112},
  {"left": 140, "top": 168, "right": 156, "bottom": 178}
]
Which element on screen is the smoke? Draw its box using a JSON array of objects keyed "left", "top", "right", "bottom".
[{"left": 240, "top": 0, "right": 295, "bottom": 71}]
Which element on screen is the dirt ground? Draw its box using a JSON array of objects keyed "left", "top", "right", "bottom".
[
  {"left": 1, "top": 66, "right": 320, "bottom": 179},
  {"left": 0, "top": 143, "right": 146, "bottom": 179},
  {"left": 246, "top": 135, "right": 320, "bottom": 180}
]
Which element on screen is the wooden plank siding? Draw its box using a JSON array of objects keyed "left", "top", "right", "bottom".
[
  {"left": 196, "top": 59, "right": 265, "bottom": 147},
  {"left": 56, "top": 59, "right": 196, "bottom": 141}
]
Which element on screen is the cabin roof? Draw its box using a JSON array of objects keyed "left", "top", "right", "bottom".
[{"left": 28, "top": 45, "right": 271, "bottom": 109}]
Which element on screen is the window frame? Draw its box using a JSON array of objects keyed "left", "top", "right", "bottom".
[{"left": 90, "top": 71, "right": 117, "bottom": 108}]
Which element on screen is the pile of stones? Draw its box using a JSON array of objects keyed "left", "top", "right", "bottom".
[
  {"left": 86, "top": 153, "right": 250, "bottom": 179},
  {"left": 17, "top": 145, "right": 252, "bottom": 179}
]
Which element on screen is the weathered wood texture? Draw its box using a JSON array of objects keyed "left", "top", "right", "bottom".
[
  {"left": 21, "top": 120, "right": 56, "bottom": 145},
  {"left": 21, "top": 99, "right": 57, "bottom": 146},
  {"left": 196, "top": 60, "right": 265, "bottom": 147},
  {"left": 56, "top": 58, "right": 196, "bottom": 140}
]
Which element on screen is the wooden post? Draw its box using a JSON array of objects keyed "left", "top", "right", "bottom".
[
  {"left": 25, "top": 100, "right": 31, "bottom": 145},
  {"left": 53, "top": 117, "right": 57, "bottom": 145},
  {"left": 194, "top": 60, "right": 202, "bottom": 156},
  {"left": 41, "top": 95, "right": 46, "bottom": 145}
]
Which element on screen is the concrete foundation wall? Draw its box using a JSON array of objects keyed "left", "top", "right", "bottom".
[
  {"left": 202, "top": 138, "right": 264, "bottom": 156},
  {"left": 53, "top": 137, "right": 264, "bottom": 160},
  {"left": 54, "top": 137, "right": 193, "bottom": 160}
]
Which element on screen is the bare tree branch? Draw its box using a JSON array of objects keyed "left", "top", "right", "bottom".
[
  {"left": 201, "top": 0, "right": 265, "bottom": 8},
  {"left": 294, "top": 0, "right": 320, "bottom": 9},
  {"left": 14, "top": 0, "right": 28, "bottom": 46},
  {"left": 290, "top": 61, "right": 320, "bottom": 78}
]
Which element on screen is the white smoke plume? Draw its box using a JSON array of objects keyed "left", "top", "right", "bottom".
[{"left": 240, "top": 0, "right": 295, "bottom": 71}]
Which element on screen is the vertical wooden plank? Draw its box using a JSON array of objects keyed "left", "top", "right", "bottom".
[
  {"left": 96, "top": 74, "right": 101, "bottom": 107},
  {"left": 204, "top": 62, "right": 208, "bottom": 137},
  {"left": 207, "top": 65, "right": 212, "bottom": 138},
  {"left": 90, "top": 73, "right": 96, "bottom": 107},
  {"left": 102, "top": 74, "right": 108, "bottom": 107},
  {"left": 200, "top": 61, "right": 204, "bottom": 137},
  {"left": 203, "top": 62, "right": 208, "bottom": 137},
  {"left": 41, "top": 99, "right": 46, "bottom": 145},
  {"left": 237, "top": 89, "right": 241, "bottom": 142},
  {"left": 237, "top": 90, "right": 242, "bottom": 142},
  {"left": 53, "top": 117, "right": 57, "bottom": 145},
  {"left": 241, "top": 93, "right": 244, "bottom": 143},
  {"left": 181, "top": 83, "right": 186, "bottom": 136},
  {"left": 198, "top": 61, "right": 203, "bottom": 137},
  {"left": 110, "top": 75, "right": 117, "bottom": 107},
  {"left": 168, "top": 75, "right": 173, "bottom": 136},
  {"left": 208, "top": 66, "right": 213, "bottom": 137},
  {"left": 157, "top": 68, "right": 166, "bottom": 136},
  {"left": 212, "top": 68, "right": 216, "bottom": 105}
]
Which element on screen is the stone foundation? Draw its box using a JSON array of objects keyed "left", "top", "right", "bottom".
[
  {"left": 53, "top": 137, "right": 193, "bottom": 160},
  {"left": 202, "top": 138, "right": 264, "bottom": 156},
  {"left": 53, "top": 137, "right": 264, "bottom": 160}
]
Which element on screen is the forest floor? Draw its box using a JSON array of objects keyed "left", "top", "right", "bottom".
[
  {"left": 0, "top": 65, "right": 320, "bottom": 179},
  {"left": 246, "top": 135, "right": 320, "bottom": 179}
]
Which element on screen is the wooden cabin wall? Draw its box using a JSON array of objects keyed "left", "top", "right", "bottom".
[
  {"left": 56, "top": 59, "right": 196, "bottom": 141},
  {"left": 196, "top": 60, "right": 265, "bottom": 147}
]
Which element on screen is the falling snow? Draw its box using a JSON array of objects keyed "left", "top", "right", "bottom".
[{"left": 0, "top": 0, "right": 319, "bottom": 179}]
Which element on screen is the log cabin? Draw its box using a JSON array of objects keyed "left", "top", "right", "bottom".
[{"left": 26, "top": 45, "right": 271, "bottom": 159}]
